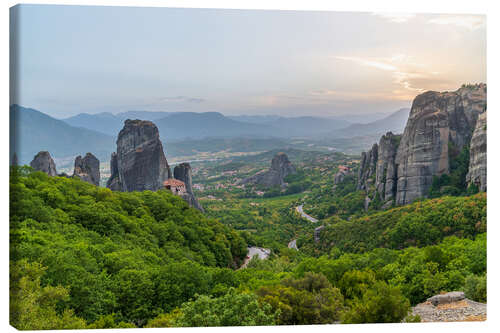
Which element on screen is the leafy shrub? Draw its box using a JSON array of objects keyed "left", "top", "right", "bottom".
[
  {"left": 464, "top": 274, "right": 486, "bottom": 303},
  {"left": 341, "top": 281, "right": 410, "bottom": 323}
]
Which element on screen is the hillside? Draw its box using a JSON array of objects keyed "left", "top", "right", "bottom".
[
  {"left": 299, "top": 193, "right": 486, "bottom": 254},
  {"left": 331, "top": 108, "right": 410, "bottom": 138},
  {"left": 61, "top": 112, "right": 124, "bottom": 137},
  {"left": 10, "top": 105, "right": 115, "bottom": 164},
  {"left": 10, "top": 167, "right": 247, "bottom": 327}
]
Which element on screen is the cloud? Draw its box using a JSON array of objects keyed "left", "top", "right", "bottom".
[
  {"left": 309, "top": 89, "right": 413, "bottom": 102},
  {"left": 334, "top": 54, "right": 444, "bottom": 94},
  {"left": 427, "top": 15, "right": 485, "bottom": 30},
  {"left": 159, "top": 96, "right": 205, "bottom": 103},
  {"left": 372, "top": 12, "right": 416, "bottom": 23},
  {"left": 335, "top": 56, "right": 397, "bottom": 71}
]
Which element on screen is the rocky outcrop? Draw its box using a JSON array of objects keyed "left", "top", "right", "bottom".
[
  {"left": 412, "top": 291, "right": 486, "bottom": 322},
  {"left": 467, "top": 111, "right": 487, "bottom": 192},
  {"left": 357, "top": 143, "right": 378, "bottom": 191},
  {"left": 314, "top": 225, "right": 325, "bottom": 243},
  {"left": 334, "top": 166, "right": 352, "bottom": 185},
  {"left": 356, "top": 84, "right": 486, "bottom": 207},
  {"left": 395, "top": 84, "right": 486, "bottom": 205},
  {"left": 73, "top": 153, "right": 100, "bottom": 186},
  {"left": 334, "top": 171, "right": 346, "bottom": 185},
  {"left": 107, "top": 153, "right": 122, "bottom": 191},
  {"left": 375, "top": 132, "right": 401, "bottom": 202},
  {"left": 106, "top": 119, "right": 171, "bottom": 192},
  {"left": 239, "top": 152, "right": 296, "bottom": 188},
  {"left": 173, "top": 163, "right": 204, "bottom": 212},
  {"left": 30, "top": 151, "right": 57, "bottom": 176},
  {"left": 428, "top": 291, "right": 465, "bottom": 306}
]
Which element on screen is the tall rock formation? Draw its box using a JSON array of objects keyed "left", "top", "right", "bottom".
[
  {"left": 173, "top": 162, "right": 204, "bottom": 212},
  {"left": 239, "top": 152, "right": 296, "bottom": 188},
  {"left": 356, "top": 84, "right": 486, "bottom": 208},
  {"left": 375, "top": 132, "right": 401, "bottom": 202},
  {"left": 395, "top": 84, "right": 486, "bottom": 205},
  {"left": 30, "top": 151, "right": 57, "bottom": 176},
  {"left": 73, "top": 153, "right": 100, "bottom": 186},
  {"left": 467, "top": 111, "right": 487, "bottom": 192},
  {"left": 357, "top": 143, "right": 378, "bottom": 191},
  {"left": 107, "top": 153, "right": 122, "bottom": 191},
  {"left": 106, "top": 119, "right": 171, "bottom": 192}
]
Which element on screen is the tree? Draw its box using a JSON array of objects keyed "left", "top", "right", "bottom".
[
  {"left": 148, "top": 288, "right": 276, "bottom": 327},
  {"left": 342, "top": 281, "right": 410, "bottom": 323},
  {"left": 257, "top": 273, "right": 344, "bottom": 325},
  {"left": 464, "top": 274, "right": 486, "bottom": 303},
  {"left": 10, "top": 260, "right": 87, "bottom": 330}
]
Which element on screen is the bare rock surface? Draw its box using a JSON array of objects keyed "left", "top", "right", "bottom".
[
  {"left": 106, "top": 119, "right": 171, "bottom": 192},
  {"left": 467, "top": 111, "right": 487, "bottom": 192},
  {"left": 412, "top": 292, "right": 486, "bottom": 322},
  {"left": 30, "top": 151, "right": 57, "bottom": 176},
  {"left": 73, "top": 152, "right": 100, "bottom": 186},
  {"left": 239, "top": 152, "right": 296, "bottom": 188},
  {"left": 357, "top": 143, "right": 378, "bottom": 191},
  {"left": 396, "top": 84, "right": 486, "bottom": 205},
  {"left": 174, "top": 162, "right": 204, "bottom": 212},
  {"left": 356, "top": 84, "right": 486, "bottom": 207},
  {"left": 375, "top": 132, "right": 400, "bottom": 202},
  {"left": 428, "top": 291, "right": 465, "bottom": 306}
]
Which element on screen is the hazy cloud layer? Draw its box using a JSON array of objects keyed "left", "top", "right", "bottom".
[{"left": 11, "top": 6, "right": 486, "bottom": 118}]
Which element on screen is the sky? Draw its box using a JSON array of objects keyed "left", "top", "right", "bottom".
[{"left": 10, "top": 5, "right": 486, "bottom": 118}]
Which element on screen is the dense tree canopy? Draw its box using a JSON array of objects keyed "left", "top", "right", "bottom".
[{"left": 9, "top": 165, "right": 486, "bottom": 328}]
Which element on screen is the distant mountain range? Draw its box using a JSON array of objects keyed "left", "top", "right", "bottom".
[
  {"left": 62, "top": 111, "right": 352, "bottom": 139},
  {"left": 10, "top": 105, "right": 409, "bottom": 164},
  {"left": 330, "top": 108, "right": 410, "bottom": 138},
  {"left": 10, "top": 105, "right": 115, "bottom": 165}
]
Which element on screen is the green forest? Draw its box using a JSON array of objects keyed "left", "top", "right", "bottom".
[{"left": 10, "top": 165, "right": 486, "bottom": 329}]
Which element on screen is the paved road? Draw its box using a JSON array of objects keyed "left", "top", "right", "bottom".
[
  {"left": 296, "top": 205, "right": 318, "bottom": 223},
  {"left": 288, "top": 239, "right": 298, "bottom": 250},
  {"left": 240, "top": 246, "right": 271, "bottom": 268}
]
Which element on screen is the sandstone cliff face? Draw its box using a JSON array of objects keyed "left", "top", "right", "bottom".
[
  {"left": 174, "top": 162, "right": 204, "bottom": 212},
  {"left": 467, "top": 111, "right": 487, "bottom": 192},
  {"left": 395, "top": 84, "right": 486, "bottom": 205},
  {"left": 30, "top": 151, "right": 57, "bottom": 176},
  {"left": 73, "top": 153, "right": 100, "bottom": 186},
  {"left": 106, "top": 120, "right": 171, "bottom": 192},
  {"left": 356, "top": 84, "right": 486, "bottom": 208},
  {"left": 239, "top": 152, "right": 296, "bottom": 187}
]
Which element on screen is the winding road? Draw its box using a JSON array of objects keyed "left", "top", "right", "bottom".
[
  {"left": 287, "top": 205, "right": 319, "bottom": 251},
  {"left": 296, "top": 205, "right": 318, "bottom": 223},
  {"left": 240, "top": 246, "right": 271, "bottom": 268}
]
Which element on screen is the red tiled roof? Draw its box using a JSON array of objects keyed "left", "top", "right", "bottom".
[{"left": 164, "top": 179, "right": 186, "bottom": 187}]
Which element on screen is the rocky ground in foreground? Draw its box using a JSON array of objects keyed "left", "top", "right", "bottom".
[{"left": 412, "top": 292, "right": 486, "bottom": 322}]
